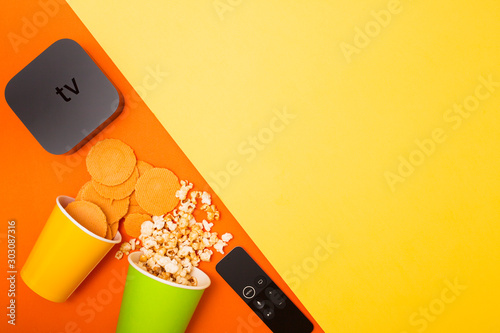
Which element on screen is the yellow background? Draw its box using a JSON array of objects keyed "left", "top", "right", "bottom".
[{"left": 66, "top": 1, "right": 500, "bottom": 332}]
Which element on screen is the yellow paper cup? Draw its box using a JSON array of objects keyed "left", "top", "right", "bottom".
[{"left": 21, "top": 195, "right": 121, "bottom": 302}]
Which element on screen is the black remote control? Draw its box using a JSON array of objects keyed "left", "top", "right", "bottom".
[{"left": 216, "top": 246, "right": 314, "bottom": 333}]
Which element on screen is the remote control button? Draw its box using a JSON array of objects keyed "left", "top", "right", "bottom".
[
  {"left": 263, "top": 307, "right": 275, "bottom": 320},
  {"left": 253, "top": 299, "right": 265, "bottom": 309},
  {"left": 275, "top": 298, "right": 287, "bottom": 309},
  {"left": 254, "top": 275, "right": 266, "bottom": 287},
  {"left": 242, "top": 286, "right": 256, "bottom": 299}
]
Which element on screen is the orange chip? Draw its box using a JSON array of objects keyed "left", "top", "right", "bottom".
[
  {"left": 65, "top": 200, "right": 107, "bottom": 238},
  {"left": 129, "top": 191, "right": 138, "bottom": 206},
  {"left": 135, "top": 168, "right": 180, "bottom": 216},
  {"left": 105, "top": 224, "right": 112, "bottom": 240},
  {"left": 92, "top": 167, "right": 139, "bottom": 200},
  {"left": 86, "top": 139, "right": 136, "bottom": 186},
  {"left": 110, "top": 222, "right": 119, "bottom": 239},
  {"left": 75, "top": 181, "right": 91, "bottom": 200},
  {"left": 81, "top": 181, "right": 130, "bottom": 224},
  {"left": 128, "top": 204, "right": 149, "bottom": 215},
  {"left": 123, "top": 213, "right": 151, "bottom": 238},
  {"left": 137, "top": 160, "right": 153, "bottom": 177}
]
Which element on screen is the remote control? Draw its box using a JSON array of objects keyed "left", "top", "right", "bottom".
[{"left": 216, "top": 246, "right": 314, "bottom": 333}]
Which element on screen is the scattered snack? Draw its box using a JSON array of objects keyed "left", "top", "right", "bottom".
[
  {"left": 110, "top": 222, "right": 119, "bottom": 238},
  {"left": 123, "top": 213, "right": 152, "bottom": 238},
  {"left": 129, "top": 191, "right": 139, "bottom": 206},
  {"left": 72, "top": 137, "right": 235, "bottom": 287},
  {"left": 75, "top": 181, "right": 90, "bottom": 201},
  {"left": 86, "top": 138, "right": 136, "bottom": 186},
  {"left": 65, "top": 200, "right": 107, "bottom": 238},
  {"left": 126, "top": 204, "right": 149, "bottom": 216},
  {"left": 127, "top": 180, "right": 232, "bottom": 286},
  {"left": 80, "top": 181, "right": 130, "bottom": 224},
  {"left": 92, "top": 166, "right": 139, "bottom": 200},
  {"left": 136, "top": 160, "right": 153, "bottom": 176},
  {"left": 135, "top": 168, "right": 181, "bottom": 216}
]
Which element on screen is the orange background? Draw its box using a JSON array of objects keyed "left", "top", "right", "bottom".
[{"left": 0, "top": 1, "right": 321, "bottom": 332}]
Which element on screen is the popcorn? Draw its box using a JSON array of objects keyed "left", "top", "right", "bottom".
[
  {"left": 213, "top": 240, "right": 227, "bottom": 254},
  {"left": 115, "top": 250, "right": 124, "bottom": 260},
  {"left": 132, "top": 178, "right": 233, "bottom": 286},
  {"left": 200, "top": 249, "right": 213, "bottom": 262},
  {"left": 152, "top": 215, "right": 166, "bottom": 230},
  {"left": 166, "top": 220, "right": 177, "bottom": 231},
  {"left": 202, "top": 219, "right": 213, "bottom": 232},
  {"left": 175, "top": 180, "right": 193, "bottom": 201},
  {"left": 140, "top": 220, "right": 154, "bottom": 236},
  {"left": 178, "top": 245, "right": 194, "bottom": 257},
  {"left": 221, "top": 233, "right": 233, "bottom": 242},
  {"left": 201, "top": 192, "right": 211, "bottom": 205}
]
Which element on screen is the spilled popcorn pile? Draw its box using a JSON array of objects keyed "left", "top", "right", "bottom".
[{"left": 116, "top": 180, "right": 233, "bottom": 286}]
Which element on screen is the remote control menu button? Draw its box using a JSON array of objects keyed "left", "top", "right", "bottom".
[
  {"left": 242, "top": 286, "right": 256, "bottom": 299},
  {"left": 254, "top": 275, "right": 266, "bottom": 287}
]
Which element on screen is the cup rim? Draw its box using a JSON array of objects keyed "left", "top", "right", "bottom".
[
  {"left": 57, "top": 195, "right": 122, "bottom": 244},
  {"left": 128, "top": 251, "right": 211, "bottom": 290}
]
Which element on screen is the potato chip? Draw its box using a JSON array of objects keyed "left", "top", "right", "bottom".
[
  {"left": 123, "top": 213, "right": 151, "bottom": 238},
  {"left": 86, "top": 139, "right": 136, "bottom": 186},
  {"left": 105, "top": 224, "right": 112, "bottom": 240},
  {"left": 75, "top": 181, "right": 91, "bottom": 200},
  {"left": 81, "top": 180, "right": 129, "bottom": 224},
  {"left": 92, "top": 166, "right": 139, "bottom": 200},
  {"left": 135, "top": 168, "right": 180, "bottom": 216},
  {"left": 129, "top": 191, "right": 138, "bottom": 206},
  {"left": 65, "top": 200, "right": 107, "bottom": 238},
  {"left": 127, "top": 204, "right": 149, "bottom": 215},
  {"left": 137, "top": 160, "right": 153, "bottom": 176},
  {"left": 110, "top": 222, "right": 119, "bottom": 239}
]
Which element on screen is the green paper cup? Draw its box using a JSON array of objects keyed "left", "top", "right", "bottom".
[{"left": 116, "top": 251, "right": 211, "bottom": 333}]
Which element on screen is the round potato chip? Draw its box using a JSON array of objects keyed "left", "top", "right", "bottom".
[
  {"left": 128, "top": 204, "right": 149, "bottom": 215},
  {"left": 105, "top": 224, "right": 112, "bottom": 240},
  {"left": 129, "top": 191, "right": 138, "bottom": 206},
  {"left": 92, "top": 167, "right": 139, "bottom": 200},
  {"left": 123, "top": 213, "right": 151, "bottom": 238},
  {"left": 137, "top": 160, "right": 153, "bottom": 176},
  {"left": 75, "top": 181, "right": 91, "bottom": 200},
  {"left": 65, "top": 200, "right": 107, "bottom": 238},
  {"left": 135, "top": 168, "right": 180, "bottom": 216},
  {"left": 81, "top": 181, "right": 130, "bottom": 224},
  {"left": 110, "top": 222, "right": 119, "bottom": 239},
  {"left": 86, "top": 139, "right": 136, "bottom": 186}
]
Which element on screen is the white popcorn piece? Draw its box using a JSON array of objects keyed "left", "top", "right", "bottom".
[
  {"left": 213, "top": 240, "right": 227, "bottom": 254},
  {"left": 147, "top": 257, "right": 159, "bottom": 270},
  {"left": 166, "top": 221, "right": 177, "bottom": 231},
  {"left": 120, "top": 242, "right": 132, "bottom": 254},
  {"left": 200, "top": 249, "right": 213, "bottom": 262},
  {"left": 129, "top": 239, "right": 136, "bottom": 251},
  {"left": 201, "top": 192, "right": 211, "bottom": 205},
  {"left": 221, "top": 233, "right": 233, "bottom": 243},
  {"left": 141, "top": 220, "right": 154, "bottom": 236},
  {"left": 178, "top": 245, "right": 194, "bottom": 257},
  {"left": 115, "top": 250, "right": 124, "bottom": 260},
  {"left": 143, "top": 238, "right": 157, "bottom": 249},
  {"left": 175, "top": 180, "right": 193, "bottom": 201},
  {"left": 179, "top": 200, "right": 196, "bottom": 213},
  {"left": 189, "top": 217, "right": 197, "bottom": 227},
  {"left": 202, "top": 219, "right": 213, "bottom": 232},
  {"left": 153, "top": 215, "right": 166, "bottom": 230},
  {"left": 164, "top": 259, "right": 180, "bottom": 274}
]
